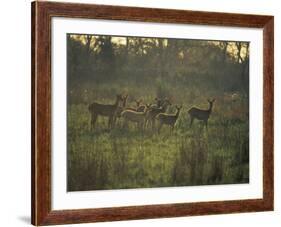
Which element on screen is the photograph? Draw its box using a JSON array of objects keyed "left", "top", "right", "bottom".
[{"left": 66, "top": 34, "right": 250, "bottom": 191}]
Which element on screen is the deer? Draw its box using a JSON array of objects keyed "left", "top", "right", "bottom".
[
  {"left": 114, "top": 94, "right": 128, "bottom": 117},
  {"left": 135, "top": 99, "right": 148, "bottom": 112},
  {"left": 88, "top": 94, "right": 124, "bottom": 130},
  {"left": 150, "top": 97, "right": 162, "bottom": 109},
  {"left": 114, "top": 94, "right": 128, "bottom": 126},
  {"left": 121, "top": 104, "right": 151, "bottom": 130},
  {"left": 125, "top": 99, "right": 145, "bottom": 112},
  {"left": 188, "top": 99, "right": 215, "bottom": 129},
  {"left": 124, "top": 98, "right": 153, "bottom": 113},
  {"left": 156, "top": 105, "right": 182, "bottom": 133},
  {"left": 145, "top": 98, "right": 171, "bottom": 130}
]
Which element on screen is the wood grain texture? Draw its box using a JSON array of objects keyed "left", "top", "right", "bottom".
[
  {"left": 262, "top": 17, "right": 274, "bottom": 210},
  {"left": 31, "top": 1, "right": 274, "bottom": 226},
  {"left": 32, "top": 1, "right": 52, "bottom": 225}
]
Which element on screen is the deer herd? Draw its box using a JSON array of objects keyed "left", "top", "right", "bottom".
[{"left": 88, "top": 94, "right": 215, "bottom": 132}]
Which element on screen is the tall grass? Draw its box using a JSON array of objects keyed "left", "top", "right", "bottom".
[{"left": 67, "top": 84, "right": 249, "bottom": 191}]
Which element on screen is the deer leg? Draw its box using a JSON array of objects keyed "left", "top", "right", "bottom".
[
  {"left": 142, "top": 120, "right": 145, "bottom": 131},
  {"left": 205, "top": 120, "right": 208, "bottom": 130},
  {"left": 90, "top": 116, "right": 93, "bottom": 130},
  {"left": 147, "top": 119, "right": 151, "bottom": 130},
  {"left": 122, "top": 119, "right": 128, "bottom": 129},
  {"left": 111, "top": 117, "right": 114, "bottom": 129},
  {"left": 122, "top": 119, "right": 126, "bottom": 129},
  {"left": 91, "top": 114, "right": 98, "bottom": 130},
  {"left": 139, "top": 122, "right": 142, "bottom": 130},
  {"left": 108, "top": 116, "right": 113, "bottom": 129},
  {"left": 112, "top": 115, "right": 118, "bottom": 129},
  {"left": 114, "top": 116, "right": 119, "bottom": 128},
  {"left": 145, "top": 118, "right": 150, "bottom": 129},
  {"left": 190, "top": 117, "right": 194, "bottom": 127},
  {"left": 143, "top": 119, "right": 147, "bottom": 129},
  {"left": 111, "top": 116, "right": 116, "bottom": 129},
  {"left": 152, "top": 118, "right": 156, "bottom": 130},
  {"left": 148, "top": 118, "right": 152, "bottom": 129},
  {"left": 140, "top": 120, "right": 144, "bottom": 131},
  {"left": 169, "top": 124, "right": 174, "bottom": 134},
  {"left": 158, "top": 122, "right": 163, "bottom": 134}
]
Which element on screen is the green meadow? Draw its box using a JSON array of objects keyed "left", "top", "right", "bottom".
[{"left": 67, "top": 34, "right": 249, "bottom": 191}]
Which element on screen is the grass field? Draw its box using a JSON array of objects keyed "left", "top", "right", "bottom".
[{"left": 67, "top": 81, "right": 249, "bottom": 191}]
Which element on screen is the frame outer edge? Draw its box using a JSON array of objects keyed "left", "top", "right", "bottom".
[
  {"left": 31, "top": 1, "right": 37, "bottom": 225},
  {"left": 31, "top": 1, "right": 274, "bottom": 225},
  {"left": 263, "top": 16, "right": 274, "bottom": 211},
  {"left": 32, "top": 1, "right": 53, "bottom": 225}
]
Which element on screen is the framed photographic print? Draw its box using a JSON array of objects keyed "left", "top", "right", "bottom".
[{"left": 31, "top": 1, "right": 274, "bottom": 226}]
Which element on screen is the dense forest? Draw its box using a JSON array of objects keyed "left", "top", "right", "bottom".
[{"left": 67, "top": 34, "right": 249, "bottom": 191}]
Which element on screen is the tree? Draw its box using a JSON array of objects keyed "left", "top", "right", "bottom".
[{"left": 94, "top": 36, "right": 116, "bottom": 79}]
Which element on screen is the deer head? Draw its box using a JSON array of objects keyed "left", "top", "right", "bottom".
[
  {"left": 155, "top": 98, "right": 162, "bottom": 108},
  {"left": 207, "top": 99, "right": 216, "bottom": 104},
  {"left": 135, "top": 99, "right": 143, "bottom": 107},
  {"left": 122, "top": 94, "right": 128, "bottom": 107},
  {"left": 144, "top": 104, "right": 152, "bottom": 113},
  {"left": 207, "top": 99, "right": 215, "bottom": 111},
  {"left": 115, "top": 94, "right": 123, "bottom": 106}
]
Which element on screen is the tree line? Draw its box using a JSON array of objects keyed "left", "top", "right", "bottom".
[{"left": 67, "top": 34, "right": 249, "bottom": 94}]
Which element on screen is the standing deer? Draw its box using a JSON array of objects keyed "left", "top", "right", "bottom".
[
  {"left": 126, "top": 99, "right": 155, "bottom": 112},
  {"left": 121, "top": 104, "right": 151, "bottom": 129},
  {"left": 145, "top": 98, "right": 171, "bottom": 130},
  {"left": 135, "top": 99, "right": 147, "bottom": 112},
  {"left": 88, "top": 94, "right": 123, "bottom": 130},
  {"left": 114, "top": 94, "right": 128, "bottom": 117},
  {"left": 156, "top": 105, "right": 182, "bottom": 133},
  {"left": 188, "top": 99, "right": 215, "bottom": 128},
  {"left": 150, "top": 97, "right": 162, "bottom": 109},
  {"left": 114, "top": 94, "right": 128, "bottom": 126},
  {"left": 125, "top": 99, "right": 144, "bottom": 112}
]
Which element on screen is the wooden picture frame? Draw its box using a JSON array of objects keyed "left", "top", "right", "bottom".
[{"left": 31, "top": 1, "right": 274, "bottom": 226}]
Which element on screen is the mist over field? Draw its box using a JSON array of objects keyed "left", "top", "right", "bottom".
[{"left": 67, "top": 34, "right": 249, "bottom": 191}]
